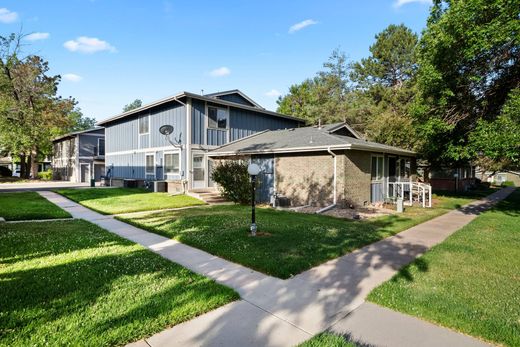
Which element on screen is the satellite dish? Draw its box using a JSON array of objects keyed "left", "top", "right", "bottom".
[{"left": 159, "top": 125, "right": 174, "bottom": 136}]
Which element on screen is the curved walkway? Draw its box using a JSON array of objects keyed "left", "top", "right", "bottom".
[{"left": 38, "top": 188, "right": 514, "bottom": 347}]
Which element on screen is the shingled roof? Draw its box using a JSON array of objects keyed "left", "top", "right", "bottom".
[{"left": 208, "top": 123, "right": 415, "bottom": 156}]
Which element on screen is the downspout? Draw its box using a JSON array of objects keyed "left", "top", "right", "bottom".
[{"left": 316, "top": 146, "right": 337, "bottom": 214}]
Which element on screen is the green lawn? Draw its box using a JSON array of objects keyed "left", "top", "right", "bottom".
[
  {"left": 298, "top": 333, "right": 357, "bottom": 347},
  {"left": 0, "top": 192, "right": 71, "bottom": 221},
  {"left": 54, "top": 188, "right": 205, "bottom": 215},
  {"left": 118, "top": 193, "right": 486, "bottom": 279},
  {"left": 0, "top": 220, "right": 238, "bottom": 347},
  {"left": 368, "top": 189, "right": 519, "bottom": 347}
]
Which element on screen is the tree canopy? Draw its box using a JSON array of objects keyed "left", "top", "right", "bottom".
[
  {"left": 414, "top": 0, "right": 519, "bottom": 168},
  {"left": 0, "top": 33, "right": 89, "bottom": 178},
  {"left": 123, "top": 99, "right": 142, "bottom": 112},
  {"left": 277, "top": 0, "right": 519, "bottom": 170}
]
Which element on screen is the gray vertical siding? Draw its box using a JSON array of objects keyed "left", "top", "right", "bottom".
[
  {"left": 104, "top": 101, "right": 187, "bottom": 180},
  {"left": 207, "top": 129, "right": 227, "bottom": 146},
  {"left": 216, "top": 93, "right": 255, "bottom": 107},
  {"left": 191, "top": 99, "right": 205, "bottom": 145},
  {"left": 103, "top": 96, "right": 301, "bottom": 181},
  {"left": 230, "top": 108, "right": 299, "bottom": 141}
]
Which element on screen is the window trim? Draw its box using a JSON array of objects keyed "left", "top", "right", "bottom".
[
  {"left": 163, "top": 150, "right": 181, "bottom": 179},
  {"left": 97, "top": 138, "right": 105, "bottom": 156},
  {"left": 145, "top": 153, "right": 155, "bottom": 175},
  {"left": 371, "top": 154, "right": 385, "bottom": 182}
]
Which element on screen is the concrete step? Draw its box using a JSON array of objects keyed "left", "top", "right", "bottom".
[{"left": 187, "top": 189, "right": 229, "bottom": 204}]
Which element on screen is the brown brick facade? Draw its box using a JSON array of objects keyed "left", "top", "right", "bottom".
[
  {"left": 275, "top": 152, "right": 335, "bottom": 207},
  {"left": 342, "top": 150, "right": 372, "bottom": 206}
]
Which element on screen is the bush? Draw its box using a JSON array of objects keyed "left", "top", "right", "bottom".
[
  {"left": 211, "top": 160, "right": 251, "bottom": 204},
  {"left": 0, "top": 166, "right": 12, "bottom": 177},
  {"left": 37, "top": 169, "right": 53, "bottom": 181},
  {"left": 501, "top": 180, "right": 515, "bottom": 187}
]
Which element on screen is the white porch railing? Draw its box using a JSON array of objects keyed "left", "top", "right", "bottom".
[{"left": 387, "top": 179, "right": 432, "bottom": 208}]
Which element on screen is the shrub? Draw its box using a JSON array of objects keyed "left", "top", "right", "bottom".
[
  {"left": 501, "top": 180, "right": 515, "bottom": 187},
  {"left": 37, "top": 169, "right": 53, "bottom": 181},
  {"left": 211, "top": 160, "right": 251, "bottom": 204},
  {"left": 0, "top": 166, "right": 12, "bottom": 177}
]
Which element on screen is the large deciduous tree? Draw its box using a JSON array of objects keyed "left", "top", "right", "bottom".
[
  {"left": 0, "top": 33, "right": 75, "bottom": 178},
  {"left": 415, "top": 0, "right": 520, "bottom": 167}
]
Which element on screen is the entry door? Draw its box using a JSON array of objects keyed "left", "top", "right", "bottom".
[
  {"left": 387, "top": 157, "right": 397, "bottom": 198},
  {"left": 192, "top": 154, "right": 205, "bottom": 189},
  {"left": 251, "top": 155, "right": 275, "bottom": 203},
  {"left": 80, "top": 164, "right": 89, "bottom": 183}
]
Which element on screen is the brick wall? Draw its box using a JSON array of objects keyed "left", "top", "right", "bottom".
[
  {"left": 342, "top": 150, "right": 371, "bottom": 207},
  {"left": 275, "top": 152, "right": 335, "bottom": 207}
]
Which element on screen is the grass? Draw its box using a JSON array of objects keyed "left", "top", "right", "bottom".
[
  {"left": 368, "top": 189, "right": 520, "bottom": 347},
  {"left": 118, "top": 192, "right": 488, "bottom": 279},
  {"left": 298, "top": 333, "right": 357, "bottom": 347},
  {"left": 0, "top": 192, "right": 71, "bottom": 221},
  {"left": 54, "top": 188, "right": 205, "bottom": 215},
  {"left": 0, "top": 219, "right": 238, "bottom": 347}
]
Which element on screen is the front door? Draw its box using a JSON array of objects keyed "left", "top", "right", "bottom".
[
  {"left": 192, "top": 154, "right": 205, "bottom": 189},
  {"left": 80, "top": 164, "right": 89, "bottom": 183},
  {"left": 387, "top": 157, "right": 397, "bottom": 198}
]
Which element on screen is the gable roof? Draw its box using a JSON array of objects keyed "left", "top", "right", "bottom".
[
  {"left": 321, "top": 122, "right": 364, "bottom": 139},
  {"left": 96, "top": 90, "right": 303, "bottom": 126},
  {"left": 208, "top": 123, "right": 415, "bottom": 157},
  {"left": 52, "top": 127, "right": 104, "bottom": 142},
  {"left": 204, "top": 89, "right": 264, "bottom": 109}
]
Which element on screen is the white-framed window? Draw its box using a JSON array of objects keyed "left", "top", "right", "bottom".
[
  {"left": 139, "top": 115, "right": 150, "bottom": 135},
  {"left": 164, "top": 152, "right": 180, "bottom": 175},
  {"left": 97, "top": 138, "right": 105, "bottom": 156},
  {"left": 371, "top": 155, "right": 384, "bottom": 181},
  {"left": 145, "top": 153, "right": 155, "bottom": 175},
  {"left": 208, "top": 106, "right": 228, "bottom": 129}
]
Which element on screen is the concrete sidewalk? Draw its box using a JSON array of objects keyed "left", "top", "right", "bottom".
[
  {"left": 0, "top": 181, "right": 88, "bottom": 192},
  {"left": 38, "top": 188, "right": 514, "bottom": 347}
]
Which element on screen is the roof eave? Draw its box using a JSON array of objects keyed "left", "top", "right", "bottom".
[{"left": 208, "top": 143, "right": 416, "bottom": 157}]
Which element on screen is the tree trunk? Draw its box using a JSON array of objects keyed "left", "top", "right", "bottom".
[
  {"left": 19, "top": 153, "right": 26, "bottom": 178},
  {"left": 30, "top": 148, "right": 39, "bottom": 179},
  {"left": 25, "top": 155, "right": 32, "bottom": 179}
]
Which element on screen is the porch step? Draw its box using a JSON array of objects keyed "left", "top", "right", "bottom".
[{"left": 187, "top": 189, "right": 229, "bottom": 204}]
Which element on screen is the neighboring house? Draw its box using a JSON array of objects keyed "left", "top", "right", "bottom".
[
  {"left": 52, "top": 127, "right": 105, "bottom": 182},
  {"left": 0, "top": 155, "right": 51, "bottom": 177},
  {"left": 427, "top": 165, "right": 477, "bottom": 191},
  {"left": 208, "top": 122, "right": 423, "bottom": 208},
  {"left": 96, "top": 90, "right": 304, "bottom": 191},
  {"left": 480, "top": 170, "right": 520, "bottom": 186}
]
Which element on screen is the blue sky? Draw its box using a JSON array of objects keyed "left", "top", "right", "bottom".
[{"left": 1, "top": 0, "right": 431, "bottom": 121}]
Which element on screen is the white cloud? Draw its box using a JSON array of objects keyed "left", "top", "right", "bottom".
[
  {"left": 393, "top": 0, "right": 431, "bottom": 8},
  {"left": 210, "top": 66, "right": 231, "bottom": 77},
  {"left": 0, "top": 8, "right": 18, "bottom": 23},
  {"left": 62, "top": 73, "right": 83, "bottom": 82},
  {"left": 288, "top": 19, "right": 318, "bottom": 34},
  {"left": 25, "top": 32, "right": 50, "bottom": 41},
  {"left": 63, "top": 36, "right": 116, "bottom": 54},
  {"left": 265, "top": 89, "right": 281, "bottom": 97}
]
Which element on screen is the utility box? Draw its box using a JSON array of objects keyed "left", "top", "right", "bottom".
[
  {"left": 154, "top": 181, "right": 167, "bottom": 193},
  {"left": 396, "top": 198, "right": 404, "bottom": 213}
]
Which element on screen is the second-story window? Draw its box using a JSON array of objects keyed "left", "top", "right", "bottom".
[
  {"left": 139, "top": 115, "right": 149, "bottom": 134},
  {"left": 208, "top": 106, "right": 228, "bottom": 129},
  {"left": 97, "top": 139, "right": 105, "bottom": 156}
]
